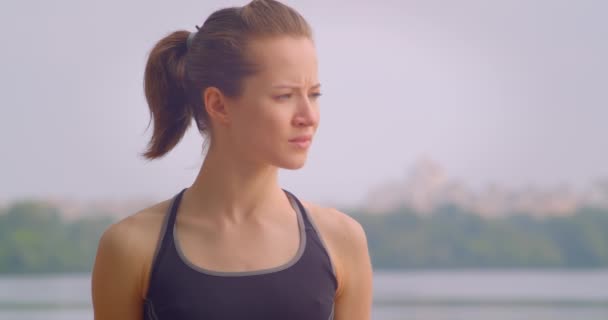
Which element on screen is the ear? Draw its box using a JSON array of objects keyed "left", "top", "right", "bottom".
[{"left": 203, "top": 87, "right": 230, "bottom": 126}]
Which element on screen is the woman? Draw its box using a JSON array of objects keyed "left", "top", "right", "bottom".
[{"left": 91, "top": 0, "right": 372, "bottom": 319}]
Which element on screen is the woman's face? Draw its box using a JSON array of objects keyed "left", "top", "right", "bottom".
[{"left": 225, "top": 36, "right": 321, "bottom": 170}]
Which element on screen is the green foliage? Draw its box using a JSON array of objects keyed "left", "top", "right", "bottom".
[
  {"left": 0, "top": 201, "right": 113, "bottom": 274},
  {"left": 354, "top": 205, "right": 608, "bottom": 269},
  {"left": 0, "top": 199, "right": 607, "bottom": 274}
]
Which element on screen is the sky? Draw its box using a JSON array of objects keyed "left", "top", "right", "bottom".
[{"left": 1, "top": 0, "right": 607, "bottom": 206}]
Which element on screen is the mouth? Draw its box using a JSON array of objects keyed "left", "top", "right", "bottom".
[{"left": 289, "top": 135, "right": 313, "bottom": 149}]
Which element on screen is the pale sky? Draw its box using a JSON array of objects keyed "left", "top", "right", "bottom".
[{"left": 1, "top": 0, "right": 607, "bottom": 206}]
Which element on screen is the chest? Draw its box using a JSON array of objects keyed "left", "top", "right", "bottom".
[
  {"left": 174, "top": 216, "right": 301, "bottom": 273},
  {"left": 146, "top": 272, "right": 335, "bottom": 320}
]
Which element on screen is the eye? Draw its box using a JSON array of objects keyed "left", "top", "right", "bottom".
[
  {"left": 275, "top": 93, "right": 292, "bottom": 101},
  {"left": 309, "top": 92, "right": 323, "bottom": 100}
]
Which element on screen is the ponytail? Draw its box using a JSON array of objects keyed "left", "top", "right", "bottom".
[
  {"left": 141, "top": 1, "right": 312, "bottom": 160},
  {"left": 142, "top": 31, "right": 193, "bottom": 159}
]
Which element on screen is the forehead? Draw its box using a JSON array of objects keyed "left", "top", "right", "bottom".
[{"left": 245, "top": 36, "right": 318, "bottom": 86}]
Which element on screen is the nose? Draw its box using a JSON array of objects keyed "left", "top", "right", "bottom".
[{"left": 293, "top": 95, "right": 319, "bottom": 127}]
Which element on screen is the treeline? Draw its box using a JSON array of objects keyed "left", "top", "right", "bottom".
[
  {"left": 0, "top": 201, "right": 607, "bottom": 274},
  {"left": 353, "top": 205, "right": 608, "bottom": 269},
  {"left": 0, "top": 201, "right": 112, "bottom": 274}
]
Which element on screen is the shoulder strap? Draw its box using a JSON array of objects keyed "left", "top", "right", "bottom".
[
  {"left": 146, "top": 188, "right": 187, "bottom": 297},
  {"left": 283, "top": 189, "right": 337, "bottom": 281},
  {"left": 283, "top": 189, "right": 312, "bottom": 227}
]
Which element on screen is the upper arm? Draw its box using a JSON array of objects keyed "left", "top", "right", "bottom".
[
  {"left": 91, "top": 220, "right": 146, "bottom": 320},
  {"left": 332, "top": 214, "right": 373, "bottom": 320}
]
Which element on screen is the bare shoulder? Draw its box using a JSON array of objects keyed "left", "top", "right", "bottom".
[
  {"left": 93, "top": 199, "right": 173, "bottom": 298},
  {"left": 301, "top": 200, "right": 368, "bottom": 249},
  {"left": 99, "top": 199, "right": 171, "bottom": 253}
]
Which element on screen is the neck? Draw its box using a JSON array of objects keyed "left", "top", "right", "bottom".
[{"left": 183, "top": 142, "right": 288, "bottom": 223}]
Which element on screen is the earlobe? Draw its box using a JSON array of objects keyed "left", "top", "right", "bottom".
[{"left": 204, "top": 87, "right": 230, "bottom": 125}]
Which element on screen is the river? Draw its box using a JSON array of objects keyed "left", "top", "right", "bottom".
[{"left": 1, "top": 270, "right": 607, "bottom": 319}]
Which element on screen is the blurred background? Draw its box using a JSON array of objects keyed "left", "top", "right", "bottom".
[{"left": 1, "top": 0, "right": 607, "bottom": 319}]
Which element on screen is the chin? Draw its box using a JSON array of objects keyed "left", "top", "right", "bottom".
[{"left": 276, "top": 155, "right": 308, "bottom": 170}]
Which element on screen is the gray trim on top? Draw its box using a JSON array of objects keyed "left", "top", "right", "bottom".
[
  {"left": 328, "top": 304, "right": 335, "bottom": 320},
  {"left": 300, "top": 205, "right": 338, "bottom": 281},
  {"left": 172, "top": 191, "right": 307, "bottom": 277},
  {"left": 306, "top": 211, "right": 338, "bottom": 320},
  {"left": 145, "top": 195, "right": 180, "bottom": 299}
]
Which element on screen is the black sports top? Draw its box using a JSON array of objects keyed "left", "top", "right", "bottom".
[{"left": 143, "top": 189, "right": 338, "bottom": 319}]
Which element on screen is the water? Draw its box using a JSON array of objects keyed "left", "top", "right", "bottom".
[{"left": 1, "top": 270, "right": 607, "bottom": 320}]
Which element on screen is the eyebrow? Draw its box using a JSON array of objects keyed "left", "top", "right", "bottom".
[{"left": 272, "top": 83, "right": 321, "bottom": 90}]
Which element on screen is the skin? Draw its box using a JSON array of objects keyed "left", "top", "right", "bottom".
[{"left": 92, "top": 36, "right": 373, "bottom": 320}]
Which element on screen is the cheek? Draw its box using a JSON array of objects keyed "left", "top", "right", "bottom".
[{"left": 234, "top": 103, "right": 287, "bottom": 144}]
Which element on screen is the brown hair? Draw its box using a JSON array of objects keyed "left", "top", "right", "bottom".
[{"left": 142, "top": 0, "right": 312, "bottom": 159}]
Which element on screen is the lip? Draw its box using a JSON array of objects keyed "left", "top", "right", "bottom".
[
  {"left": 289, "top": 135, "right": 313, "bottom": 148},
  {"left": 288, "top": 135, "right": 313, "bottom": 143}
]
